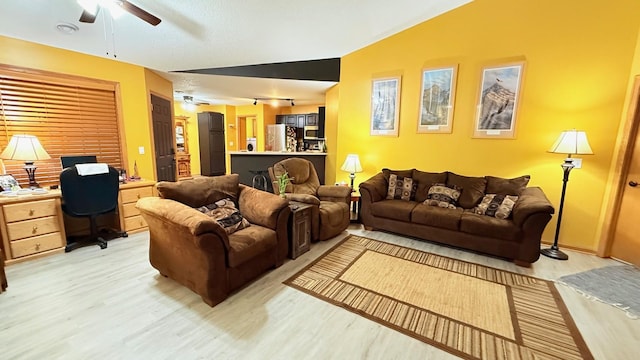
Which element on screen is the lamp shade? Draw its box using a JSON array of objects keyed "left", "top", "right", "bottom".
[
  {"left": 0, "top": 135, "right": 51, "bottom": 161},
  {"left": 340, "top": 154, "right": 363, "bottom": 173},
  {"left": 548, "top": 130, "right": 593, "bottom": 155}
]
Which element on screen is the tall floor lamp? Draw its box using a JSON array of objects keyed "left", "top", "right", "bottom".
[
  {"left": 340, "top": 154, "right": 363, "bottom": 191},
  {"left": 0, "top": 134, "right": 51, "bottom": 188},
  {"left": 542, "top": 129, "right": 593, "bottom": 260}
]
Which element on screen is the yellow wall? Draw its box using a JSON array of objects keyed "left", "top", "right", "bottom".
[
  {"left": 0, "top": 35, "right": 172, "bottom": 181},
  {"left": 336, "top": 0, "right": 640, "bottom": 251}
]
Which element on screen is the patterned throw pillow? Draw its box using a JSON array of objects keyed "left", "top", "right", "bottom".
[
  {"left": 474, "top": 194, "right": 518, "bottom": 220},
  {"left": 424, "top": 183, "right": 460, "bottom": 209},
  {"left": 196, "top": 198, "right": 251, "bottom": 234},
  {"left": 386, "top": 174, "right": 418, "bottom": 201}
]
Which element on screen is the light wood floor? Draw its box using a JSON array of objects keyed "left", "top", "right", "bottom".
[{"left": 1, "top": 225, "right": 639, "bottom": 360}]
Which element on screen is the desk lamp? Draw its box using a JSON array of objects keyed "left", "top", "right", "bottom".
[
  {"left": 0, "top": 134, "right": 51, "bottom": 188},
  {"left": 340, "top": 154, "right": 363, "bottom": 191},
  {"left": 542, "top": 129, "right": 593, "bottom": 260}
]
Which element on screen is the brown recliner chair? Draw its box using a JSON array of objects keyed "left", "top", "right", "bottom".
[
  {"left": 268, "top": 158, "right": 351, "bottom": 241},
  {"left": 136, "top": 174, "right": 291, "bottom": 307}
]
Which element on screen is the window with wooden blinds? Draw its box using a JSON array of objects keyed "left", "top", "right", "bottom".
[{"left": 0, "top": 65, "right": 124, "bottom": 188}]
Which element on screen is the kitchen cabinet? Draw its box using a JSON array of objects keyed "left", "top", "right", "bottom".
[
  {"left": 305, "top": 114, "right": 318, "bottom": 126},
  {"left": 276, "top": 113, "right": 320, "bottom": 128}
]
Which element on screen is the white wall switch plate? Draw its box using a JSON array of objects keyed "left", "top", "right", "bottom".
[
  {"left": 572, "top": 158, "right": 582, "bottom": 169},
  {"left": 138, "top": 146, "right": 145, "bottom": 155},
  {"left": 229, "top": 141, "right": 234, "bottom": 146}
]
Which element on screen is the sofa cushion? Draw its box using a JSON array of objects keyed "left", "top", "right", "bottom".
[
  {"left": 157, "top": 174, "right": 239, "bottom": 208},
  {"left": 411, "top": 204, "right": 463, "bottom": 231},
  {"left": 446, "top": 172, "right": 487, "bottom": 209},
  {"left": 460, "top": 212, "right": 521, "bottom": 241},
  {"left": 370, "top": 199, "right": 417, "bottom": 222},
  {"left": 382, "top": 168, "right": 414, "bottom": 182},
  {"left": 227, "top": 225, "right": 278, "bottom": 268},
  {"left": 412, "top": 170, "right": 448, "bottom": 202},
  {"left": 424, "top": 184, "right": 460, "bottom": 209},
  {"left": 196, "top": 198, "right": 251, "bottom": 234},
  {"left": 386, "top": 174, "right": 418, "bottom": 201},
  {"left": 486, "top": 175, "right": 530, "bottom": 196},
  {"left": 474, "top": 194, "right": 518, "bottom": 220}
]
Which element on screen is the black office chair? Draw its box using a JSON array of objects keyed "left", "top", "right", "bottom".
[{"left": 60, "top": 165, "right": 126, "bottom": 252}]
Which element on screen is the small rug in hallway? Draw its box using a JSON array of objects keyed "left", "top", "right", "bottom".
[
  {"left": 557, "top": 265, "right": 640, "bottom": 319},
  {"left": 285, "top": 235, "right": 593, "bottom": 360}
]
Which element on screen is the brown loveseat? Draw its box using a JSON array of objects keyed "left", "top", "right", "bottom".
[
  {"left": 136, "top": 174, "right": 291, "bottom": 306},
  {"left": 359, "top": 169, "right": 555, "bottom": 266}
]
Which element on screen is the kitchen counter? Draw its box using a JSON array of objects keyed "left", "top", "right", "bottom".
[
  {"left": 228, "top": 151, "right": 326, "bottom": 156},
  {"left": 230, "top": 152, "right": 326, "bottom": 192}
]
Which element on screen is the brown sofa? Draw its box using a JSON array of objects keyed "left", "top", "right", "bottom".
[
  {"left": 136, "top": 174, "right": 291, "bottom": 306},
  {"left": 359, "top": 169, "right": 555, "bottom": 266}
]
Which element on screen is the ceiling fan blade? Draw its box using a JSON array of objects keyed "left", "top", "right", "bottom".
[
  {"left": 119, "top": 1, "right": 162, "bottom": 26},
  {"left": 79, "top": 7, "right": 100, "bottom": 23}
]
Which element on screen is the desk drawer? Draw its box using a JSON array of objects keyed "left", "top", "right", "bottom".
[
  {"left": 7, "top": 216, "right": 60, "bottom": 241},
  {"left": 124, "top": 215, "right": 147, "bottom": 232},
  {"left": 120, "top": 186, "right": 153, "bottom": 204},
  {"left": 10, "top": 232, "right": 64, "bottom": 258},
  {"left": 122, "top": 202, "right": 140, "bottom": 218},
  {"left": 4, "top": 199, "right": 58, "bottom": 223}
]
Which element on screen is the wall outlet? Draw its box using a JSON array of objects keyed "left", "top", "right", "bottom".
[
  {"left": 138, "top": 146, "right": 145, "bottom": 155},
  {"left": 572, "top": 158, "right": 582, "bottom": 169}
]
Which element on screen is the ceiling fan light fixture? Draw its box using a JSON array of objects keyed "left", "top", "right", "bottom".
[
  {"left": 103, "top": 0, "right": 125, "bottom": 19},
  {"left": 290, "top": 99, "right": 295, "bottom": 106},
  {"left": 253, "top": 99, "right": 257, "bottom": 105},
  {"left": 183, "top": 95, "right": 194, "bottom": 104}
]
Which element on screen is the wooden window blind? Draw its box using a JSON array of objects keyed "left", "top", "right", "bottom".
[{"left": 0, "top": 65, "right": 123, "bottom": 188}]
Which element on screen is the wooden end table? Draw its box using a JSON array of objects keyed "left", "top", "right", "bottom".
[
  {"left": 288, "top": 201, "right": 312, "bottom": 259},
  {"left": 350, "top": 191, "right": 361, "bottom": 223}
]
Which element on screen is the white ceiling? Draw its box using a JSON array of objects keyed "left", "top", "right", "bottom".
[{"left": 0, "top": 0, "right": 471, "bottom": 105}]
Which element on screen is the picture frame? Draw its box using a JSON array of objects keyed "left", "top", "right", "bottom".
[
  {"left": 473, "top": 62, "right": 525, "bottom": 139},
  {"left": 370, "top": 76, "right": 401, "bottom": 136},
  {"left": 418, "top": 65, "right": 457, "bottom": 133},
  {"left": 0, "top": 174, "right": 20, "bottom": 191}
]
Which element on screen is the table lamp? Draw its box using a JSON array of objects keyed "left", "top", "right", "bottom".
[
  {"left": 340, "top": 154, "right": 363, "bottom": 190},
  {"left": 0, "top": 134, "right": 51, "bottom": 188},
  {"left": 542, "top": 129, "right": 593, "bottom": 260}
]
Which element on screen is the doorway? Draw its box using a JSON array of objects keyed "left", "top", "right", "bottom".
[
  {"left": 601, "top": 76, "right": 640, "bottom": 266},
  {"left": 237, "top": 115, "right": 258, "bottom": 151},
  {"left": 151, "top": 94, "right": 176, "bottom": 182}
]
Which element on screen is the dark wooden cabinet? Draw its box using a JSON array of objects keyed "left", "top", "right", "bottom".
[
  {"left": 276, "top": 114, "right": 298, "bottom": 127},
  {"left": 198, "top": 112, "right": 226, "bottom": 176},
  {"left": 305, "top": 114, "right": 318, "bottom": 126},
  {"left": 276, "top": 113, "right": 321, "bottom": 129}
]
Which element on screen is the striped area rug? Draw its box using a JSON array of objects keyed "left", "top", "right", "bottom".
[{"left": 284, "top": 235, "right": 593, "bottom": 360}]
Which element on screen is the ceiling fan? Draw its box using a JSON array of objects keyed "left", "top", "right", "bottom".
[
  {"left": 78, "top": 0, "right": 161, "bottom": 26},
  {"left": 183, "top": 95, "right": 210, "bottom": 106}
]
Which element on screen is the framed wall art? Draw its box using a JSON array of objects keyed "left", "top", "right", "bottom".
[
  {"left": 473, "top": 62, "right": 525, "bottom": 139},
  {"left": 418, "top": 65, "right": 457, "bottom": 133},
  {"left": 370, "top": 76, "right": 401, "bottom": 136}
]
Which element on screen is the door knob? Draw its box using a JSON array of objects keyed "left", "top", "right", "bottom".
[{"left": 630, "top": 181, "right": 638, "bottom": 187}]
